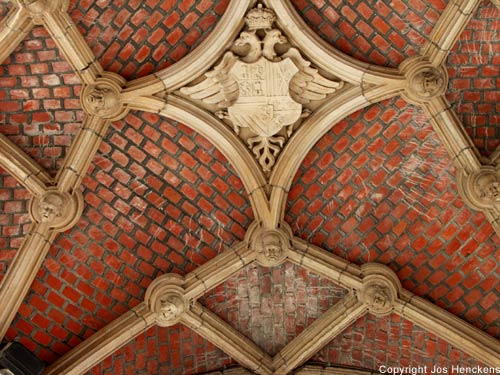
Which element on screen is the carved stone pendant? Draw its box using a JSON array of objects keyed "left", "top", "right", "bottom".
[{"left": 180, "top": 4, "right": 343, "bottom": 174}]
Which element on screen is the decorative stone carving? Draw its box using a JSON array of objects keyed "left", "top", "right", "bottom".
[
  {"left": 400, "top": 56, "right": 447, "bottom": 104},
  {"left": 180, "top": 4, "right": 343, "bottom": 174},
  {"left": 145, "top": 273, "right": 188, "bottom": 327},
  {"left": 20, "top": 0, "right": 69, "bottom": 19},
  {"left": 457, "top": 167, "right": 500, "bottom": 210},
  {"left": 359, "top": 263, "right": 401, "bottom": 317},
  {"left": 247, "top": 222, "right": 292, "bottom": 267},
  {"left": 29, "top": 189, "right": 84, "bottom": 231},
  {"left": 81, "top": 73, "right": 128, "bottom": 120}
]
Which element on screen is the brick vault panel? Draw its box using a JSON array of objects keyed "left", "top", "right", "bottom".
[
  {"left": 68, "top": 0, "right": 230, "bottom": 80},
  {"left": 0, "top": 27, "right": 84, "bottom": 177},
  {"left": 199, "top": 261, "right": 348, "bottom": 356},
  {"left": 313, "top": 314, "right": 487, "bottom": 370},
  {"left": 447, "top": 1, "right": 500, "bottom": 156},
  {"left": 6, "top": 112, "right": 254, "bottom": 363},
  {"left": 291, "top": 0, "right": 446, "bottom": 67},
  {"left": 286, "top": 97, "right": 500, "bottom": 339},
  {"left": 0, "top": 170, "right": 31, "bottom": 282},
  {"left": 85, "top": 325, "right": 235, "bottom": 375}
]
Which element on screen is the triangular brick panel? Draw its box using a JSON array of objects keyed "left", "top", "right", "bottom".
[
  {"left": 200, "top": 261, "right": 348, "bottom": 356},
  {"left": 447, "top": 2, "right": 500, "bottom": 156},
  {"left": 286, "top": 97, "right": 500, "bottom": 339},
  {"left": 84, "top": 325, "right": 235, "bottom": 375},
  {"left": 291, "top": 0, "right": 446, "bottom": 67},
  {"left": 0, "top": 170, "right": 31, "bottom": 282},
  {"left": 6, "top": 112, "right": 254, "bottom": 363},
  {"left": 68, "top": 0, "right": 230, "bottom": 79},
  {"left": 313, "top": 314, "right": 487, "bottom": 370},
  {"left": 0, "top": 27, "right": 84, "bottom": 176}
]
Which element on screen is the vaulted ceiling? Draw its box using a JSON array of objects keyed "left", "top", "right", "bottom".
[{"left": 0, "top": 0, "right": 499, "bottom": 374}]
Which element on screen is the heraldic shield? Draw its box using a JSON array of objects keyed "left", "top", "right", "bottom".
[{"left": 228, "top": 57, "right": 302, "bottom": 137}]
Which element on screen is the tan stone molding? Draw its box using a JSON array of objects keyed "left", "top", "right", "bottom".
[
  {"left": 492, "top": 0, "right": 500, "bottom": 10},
  {"left": 0, "top": 133, "right": 51, "bottom": 196},
  {"left": 246, "top": 222, "right": 292, "bottom": 267},
  {"left": 183, "top": 242, "right": 255, "bottom": 301},
  {"left": 0, "top": 223, "right": 56, "bottom": 340},
  {"left": 56, "top": 115, "right": 110, "bottom": 193},
  {"left": 28, "top": 188, "right": 83, "bottom": 231},
  {"left": 44, "top": 243, "right": 500, "bottom": 374},
  {"left": 264, "top": 0, "right": 405, "bottom": 87},
  {"left": 273, "top": 294, "right": 366, "bottom": 375},
  {"left": 144, "top": 273, "right": 188, "bottom": 327},
  {"left": 358, "top": 263, "right": 401, "bottom": 317},
  {"left": 421, "top": 0, "right": 481, "bottom": 66},
  {"left": 44, "top": 303, "right": 155, "bottom": 375},
  {"left": 33, "top": 9, "right": 101, "bottom": 83},
  {"left": 423, "top": 97, "right": 482, "bottom": 174},
  {"left": 269, "top": 84, "right": 402, "bottom": 226},
  {"left": 400, "top": 56, "right": 448, "bottom": 104},
  {"left": 288, "top": 237, "right": 363, "bottom": 290},
  {"left": 160, "top": 95, "right": 271, "bottom": 225},
  {"left": 155, "top": 0, "right": 256, "bottom": 92},
  {"left": 203, "top": 369, "right": 254, "bottom": 375},
  {"left": 182, "top": 303, "right": 274, "bottom": 375},
  {"left": 80, "top": 72, "right": 129, "bottom": 120},
  {"left": 421, "top": 98, "right": 500, "bottom": 235},
  {"left": 395, "top": 291, "right": 500, "bottom": 368},
  {"left": 0, "top": 7, "right": 33, "bottom": 65}
]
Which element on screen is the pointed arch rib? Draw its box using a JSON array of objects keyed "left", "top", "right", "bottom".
[
  {"left": 395, "top": 291, "right": 500, "bottom": 368},
  {"left": 182, "top": 303, "right": 274, "bottom": 375},
  {"left": 0, "top": 7, "right": 33, "bottom": 65},
  {"left": 42, "top": 11, "right": 103, "bottom": 84},
  {"left": 422, "top": 0, "right": 482, "bottom": 66},
  {"left": 56, "top": 116, "right": 110, "bottom": 193},
  {"left": 154, "top": 0, "right": 256, "bottom": 93},
  {"left": 264, "top": 0, "right": 405, "bottom": 86},
  {"left": 269, "top": 85, "right": 401, "bottom": 225},
  {"left": 161, "top": 96, "right": 271, "bottom": 225},
  {"left": 273, "top": 294, "right": 366, "bottom": 374},
  {"left": 0, "top": 134, "right": 51, "bottom": 196},
  {"left": 44, "top": 303, "right": 156, "bottom": 375},
  {"left": 0, "top": 223, "right": 55, "bottom": 341}
]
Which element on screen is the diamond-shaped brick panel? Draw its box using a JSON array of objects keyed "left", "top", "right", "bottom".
[
  {"left": 200, "top": 262, "right": 347, "bottom": 356},
  {"left": 314, "top": 314, "right": 486, "bottom": 369},
  {"left": 291, "top": 0, "right": 446, "bottom": 67},
  {"left": 85, "top": 325, "right": 235, "bottom": 375},
  {"left": 447, "top": 2, "right": 500, "bottom": 156},
  {"left": 286, "top": 97, "right": 500, "bottom": 339},
  {"left": 6, "top": 111, "right": 254, "bottom": 363},
  {"left": 68, "top": 0, "right": 229, "bottom": 80},
  {"left": 0, "top": 27, "right": 84, "bottom": 176},
  {"left": 0, "top": 170, "right": 31, "bottom": 282}
]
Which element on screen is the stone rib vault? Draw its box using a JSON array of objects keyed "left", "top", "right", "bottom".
[{"left": 0, "top": 0, "right": 499, "bottom": 374}]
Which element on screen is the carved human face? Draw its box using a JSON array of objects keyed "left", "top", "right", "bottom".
[
  {"left": 38, "top": 192, "right": 64, "bottom": 223},
  {"left": 414, "top": 70, "right": 444, "bottom": 97},
  {"left": 477, "top": 173, "right": 500, "bottom": 203},
  {"left": 366, "top": 285, "right": 390, "bottom": 310},
  {"left": 159, "top": 297, "right": 179, "bottom": 321},
  {"left": 261, "top": 232, "right": 282, "bottom": 262},
  {"left": 85, "top": 87, "right": 118, "bottom": 114}
]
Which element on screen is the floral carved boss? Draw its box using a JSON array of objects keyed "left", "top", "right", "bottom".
[{"left": 180, "top": 4, "right": 343, "bottom": 174}]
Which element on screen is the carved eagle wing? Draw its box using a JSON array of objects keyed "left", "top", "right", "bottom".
[
  {"left": 283, "top": 48, "right": 343, "bottom": 104},
  {"left": 180, "top": 52, "right": 239, "bottom": 108}
]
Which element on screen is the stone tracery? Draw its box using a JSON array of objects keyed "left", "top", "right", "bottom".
[{"left": 0, "top": 0, "right": 499, "bottom": 374}]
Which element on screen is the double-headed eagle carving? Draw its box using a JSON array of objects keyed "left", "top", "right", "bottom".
[{"left": 181, "top": 4, "right": 343, "bottom": 173}]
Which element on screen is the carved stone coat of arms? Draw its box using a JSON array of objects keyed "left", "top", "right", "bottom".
[{"left": 181, "top": 4, "right": 344, "bottom": 173}]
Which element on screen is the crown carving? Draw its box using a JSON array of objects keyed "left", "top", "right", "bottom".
[{"left": 245, "top": 4, "right": 276, "bottom": 30}]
